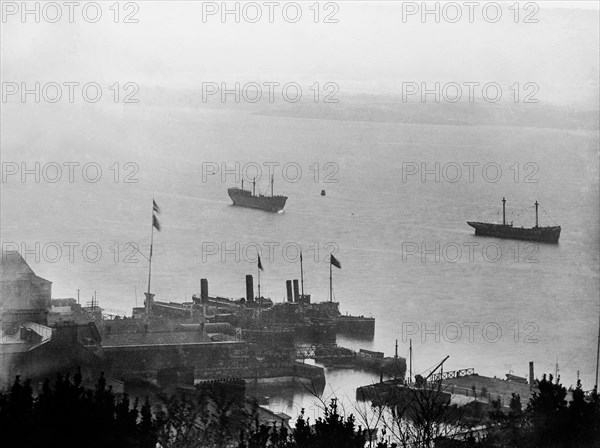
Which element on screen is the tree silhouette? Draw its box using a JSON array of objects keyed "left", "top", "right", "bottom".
[
  {"left": 481, "top": 374, "right": 599, "bottom": 448},
  {"left": 2, "top": 370, "right": 598, "bottom": 448},
  {"left": 0, "top": 369, "right": 156, "bottom": 448},
  {"left": 239, "top": 399, "right": 367, "bottom": 448}
]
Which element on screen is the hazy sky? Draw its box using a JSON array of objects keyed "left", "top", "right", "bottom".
[
  {"left": 547, "top": 1, "right": 599, "bottom": 9},
  {"left": 1, "top": 1, "right": 599, "bottom": 103}
]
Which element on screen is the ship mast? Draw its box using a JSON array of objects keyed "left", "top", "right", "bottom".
[
  {"left": 329, "top": 257, "right": 332, "bottom": 302},
  {"left": 271, "top": 174, "right": 274, "bottom": 197},
  {"left": 535, "top": 201, "right": 539, "bottom": 227},
  {"left": 300, "top": 250, "right": 304, "bottom": 300},
  {"left": 242, "top": 179, "right": 244, "bottom": 191},
  {"left": 409, "top": 338, "right": 412, "bottom": 384},
  {"left": 594, "top": 296, "right": 600, "bottom": 392},
  {"left": 502, "top": 197, "right": 506, "bottom": 225},
  {"left": 253, "top": 177, "right": 256, "bottom": 196},
  {"left": 257, "top": 253, "right": 262, "bottom": 317},
  {"left": 394, "top": 339, "right": 398, "bottom": 380}
]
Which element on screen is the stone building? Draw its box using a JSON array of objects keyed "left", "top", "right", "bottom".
[{"left": 1, "top": 250, "right": 52, "bottom": 319}]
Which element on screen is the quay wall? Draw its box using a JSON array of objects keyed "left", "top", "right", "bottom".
[
  {"left": 103, "top": 341, "right": 324, "bottom": 386},
  {"left": 103, "top": 341, "right": 246, "bottom": 380},
  {"left": 194, "top": 361, "right": 325, "bottom": 385}
]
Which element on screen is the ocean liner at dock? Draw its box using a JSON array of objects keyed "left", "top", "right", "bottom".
[
  {"left": 468, "top": 198, "right": 561, "bottom": 244},
  {"left": 228, "top": 176, "right": 287, "bottom": 212},
  {"left": 194, "top": 275, "right": 375, "bottom": 343}
]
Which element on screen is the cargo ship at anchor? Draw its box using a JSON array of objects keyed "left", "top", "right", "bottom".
[
  {"left": 468, "top": 198, "right": 561, "bottom": 244},
  {"left": 228, "top": 176, "right": 287, "bottom": 212}
]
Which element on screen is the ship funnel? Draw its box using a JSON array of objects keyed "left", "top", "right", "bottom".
[
  {"left": 200, "top": 278, "right": 209, "bottom": 303},
  {"left": 286, "top": 280, "right": 293, "bottom": 302},
  {"left": 529, "top": 361, "right": 535, "bottom": 390},
  {"left": 246, "top": 275, "right": 254, "bottom": 302},
  {"left": 293, "top": 279, "right": 300, "bottom": 302}
]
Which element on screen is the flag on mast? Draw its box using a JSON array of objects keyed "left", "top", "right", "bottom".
[
  {"left": 330, "top": 254, "right": 341, "bottom": 269},
  {"left": 152, "top": 200, "right": 161, "bottom": 231},
  {"left": 146, "top": 198, "right": 161, "bottom": 317},
  {"left": 257, "top": 255, "right": 264, "bottom": 271}
]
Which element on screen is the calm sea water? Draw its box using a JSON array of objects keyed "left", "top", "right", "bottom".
[{"left": 1, "top": 101, "right": 598, "bottom": 416}]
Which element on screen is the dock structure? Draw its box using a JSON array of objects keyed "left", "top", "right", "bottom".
[
  {"left": 429, "top": 368, "right": 475, "bottom": 381},
  {"left": 439, "top": 373, "right": 536, "bottom": 407},
  {"left": 356, "top": 371, "right": 538, "bottom": 410},
  {"left": 2, "top": 251, "right": 378, "bottom": 397},
  {"left": 355, "top": 362, "right": 542, "bottom": 413},
  {"left": 296, "top": 344, "right": 406, "bottom": 377},
  {"left": 97, "top": 276, "right": 375, "bottom": 391}
]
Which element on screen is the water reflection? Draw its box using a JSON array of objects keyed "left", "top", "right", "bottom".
[{"left": 246, "top": 363, "right": 381, "bottom": 424}]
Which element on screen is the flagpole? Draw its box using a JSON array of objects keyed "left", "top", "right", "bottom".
[
  {"left": 594, "top": 298, "right": 600, "bottom": 392},
  {"left": 148, "top": 223, "right": 153, "bottom": 293},
  {"left": 300, "top": 250, "right": 304, "bottom": 301},
  {"left": 257, "top": 260, "right": 261, "bottom": 316},
  {"left": 146, "top": 199, "right": 154, "bottom": 316},
  {"left": 329, "top": 255, "right": 332, "bottom": 302}
]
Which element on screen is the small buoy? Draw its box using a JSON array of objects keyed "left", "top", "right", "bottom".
[{"left": 321, "top": 190, "right": 326, "bottom": 196}]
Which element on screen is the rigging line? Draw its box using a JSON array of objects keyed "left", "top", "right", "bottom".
[
  {"left": 416, "top": 359, "right": 443, "bottom": 377},
  {"left": 562, "top": 348, "right": 585, "bottom": 370},
  {"left": 540, "top": 203, "right": 559, "bottom": 226}
]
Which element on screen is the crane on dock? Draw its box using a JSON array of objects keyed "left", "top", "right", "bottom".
[{"left": 414, "top": 355, "right": 449, "bottom": 388}]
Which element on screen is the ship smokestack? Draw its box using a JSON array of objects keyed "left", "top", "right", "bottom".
[
  {"left": 529, "top": 361, "right": 535, "bottom": 390},
  {"left": 246, "top": 275, "right": 254, "bottom": 302},
  {"left": 286, "top": 280, "right": 293, "bottom": 302},
  {"left": 201, "top": 278, "right": 209, "bottom": 303},
  {"left": 293, "top": 279, "right": 300, "bottom": 302}
]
